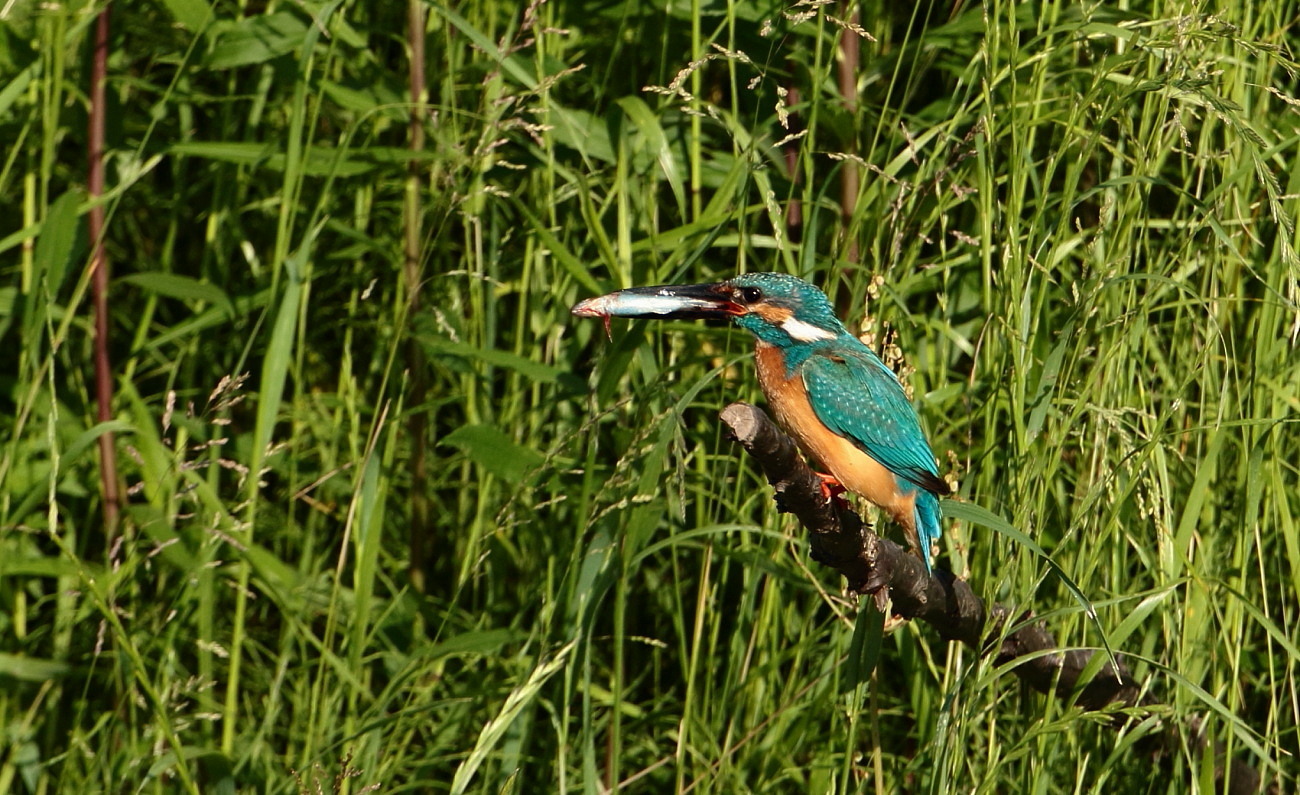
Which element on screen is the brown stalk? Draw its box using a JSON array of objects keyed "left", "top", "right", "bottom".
[
  {"left": 89, "top": 3, "right": 119, "bottom": 540},
  {"left": 837, "top": 1, "right": 860, "bottom": 264},
  {"left": 783, "top": 80, "right": 802, "bottom": 238},
  {"left": 405, "top": 0, "right": 430, "bottom": 592}
]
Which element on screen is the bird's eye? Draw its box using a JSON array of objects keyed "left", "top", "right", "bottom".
[{"left": 737, "top": 286, "right": 763, "bottom": 304}]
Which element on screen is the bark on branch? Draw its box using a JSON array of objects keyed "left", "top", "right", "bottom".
[{"left": 719, "top": 402, "right": 1270, "bottom": 794}]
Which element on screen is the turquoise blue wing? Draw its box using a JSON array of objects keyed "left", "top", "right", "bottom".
[{"left": 801, "top": 348, "right": 947, "bottom": 495}]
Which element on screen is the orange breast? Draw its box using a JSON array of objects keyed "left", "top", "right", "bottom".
[{"left": 754, "top": 342, "right": 916, "bottom": 527}]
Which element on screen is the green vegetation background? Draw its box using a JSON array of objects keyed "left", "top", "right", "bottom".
[{"left": 2, "top": 0, "right": 1298, "bottom": 791}]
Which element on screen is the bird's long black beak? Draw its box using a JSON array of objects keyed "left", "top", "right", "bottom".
[{"left": 571, "top": 283, "right": 741, "bottom": 321}]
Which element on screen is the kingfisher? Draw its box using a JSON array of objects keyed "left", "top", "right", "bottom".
[{"left": 573, "top": 272, "right": 950, "bottom": 573}]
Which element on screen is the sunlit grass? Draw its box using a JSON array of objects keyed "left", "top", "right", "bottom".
[{"left": 0, "top": 0, "right": 1297, "bottom": 792}]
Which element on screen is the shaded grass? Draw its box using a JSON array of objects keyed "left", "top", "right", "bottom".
[{"left": 1, "top": 0, "right": 1298, "bottom": 792}]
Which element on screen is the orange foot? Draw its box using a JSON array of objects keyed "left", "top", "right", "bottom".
[{"left": 815, "top": 472, "right": 850, "bottom": 509}]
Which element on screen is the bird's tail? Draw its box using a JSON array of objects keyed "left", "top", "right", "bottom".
[{"left": 913, "top": 490, "right": 943, "bottom": 574}]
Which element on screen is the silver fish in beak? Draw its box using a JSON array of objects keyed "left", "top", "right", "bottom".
[{"left": 572, "top": 283, "right": 742, "bottom": 337}]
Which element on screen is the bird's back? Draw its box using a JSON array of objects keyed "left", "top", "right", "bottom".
[{"left": 754, "top": 337, "right": 947, "bottom": 570}]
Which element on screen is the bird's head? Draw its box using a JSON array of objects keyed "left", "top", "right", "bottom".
[{"left": 572, "top": 272, "right": 849, "bottom": 347}]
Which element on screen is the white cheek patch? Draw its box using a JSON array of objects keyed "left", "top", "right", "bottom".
[{"left": 781, "top": 317, "right": 836, "bottom": 342}]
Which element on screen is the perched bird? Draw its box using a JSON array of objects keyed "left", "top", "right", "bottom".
[{"left": 573, "top": 272, "right": 950, "bottom": 573}]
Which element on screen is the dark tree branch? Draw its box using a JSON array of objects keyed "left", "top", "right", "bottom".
[{"left": 720, "top": 402, "right": 1271, "bottom": 794}]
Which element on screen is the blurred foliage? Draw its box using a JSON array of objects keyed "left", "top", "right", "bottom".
[{"left": 0, "top": 0, "right": 1297, "bottom": 792}]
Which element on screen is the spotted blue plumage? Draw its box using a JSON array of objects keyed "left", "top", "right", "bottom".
[
  {"left": 802, "top": 348, "right": 945, "bottom": 496},
  {"left": 801, "top": 348, "right": 947, "bottom": 572}
]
